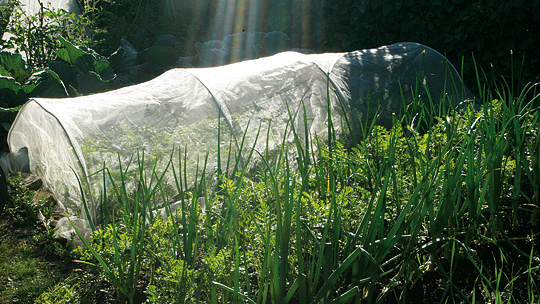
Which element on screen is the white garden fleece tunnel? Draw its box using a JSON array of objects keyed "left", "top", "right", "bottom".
[{"left": 8, "top": 42, "right": 473, "bottom": 239}]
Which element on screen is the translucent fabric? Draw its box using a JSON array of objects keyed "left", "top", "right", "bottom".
[{"left": 8, "top": 42, "right": 473, "bottom": 231}]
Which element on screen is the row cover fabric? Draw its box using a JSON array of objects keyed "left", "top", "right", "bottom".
[{"left": 8, "top": 42, "right": 473, "bottom": 232}]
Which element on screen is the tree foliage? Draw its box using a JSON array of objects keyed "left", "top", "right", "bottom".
[{"left": 321, "top": 0, "right": 540, "bottom": 88}]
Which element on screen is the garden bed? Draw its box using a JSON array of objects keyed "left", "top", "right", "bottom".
[{"left": 1, "top": 83, "right": 539, "bottom": 303}]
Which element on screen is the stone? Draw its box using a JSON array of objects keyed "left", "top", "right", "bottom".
[
  {"left": 32, "top": 188, "right": 56, "bottom": 208},
  {"left": 21, "top": 174, "right": 42, "bottom": 190}
]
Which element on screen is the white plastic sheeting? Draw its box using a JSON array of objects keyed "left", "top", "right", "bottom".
[{"left": 8, "top": 42, "right": 473, "bottom": 225}]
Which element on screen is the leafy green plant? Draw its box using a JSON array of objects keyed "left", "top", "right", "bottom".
[
  {"left": 1, "top": 0, "right": 92, "bottom": 69},
  {"left": 145, "top": 258, "right": 195, "bottom": 303},
  {"left": 0, "top": 51, "right": 41, "bottom": 151},
  {"left": 0, "top": 0, "right": 16, "bottom": 36},
  {"left": 0, "top": 51, "right": 36, "bottom": 108},
  {"left": 69, "top": 152, "right": 172, "bottom": 304},
  {"left": 0, "top": 1, "right": 97, "bottom": 150},
  {"left": 35, "top": 36, "right": 117, "bottom": 97}
]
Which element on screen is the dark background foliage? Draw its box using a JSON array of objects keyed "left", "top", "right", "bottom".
[
  {"left": 83, "top": 0, "right": 539, "bottom": 90},
  {"left": 317, "top": 0, "right": 540, "bottom": 90},
  {"left": 3, "top": 0, "right": 539, "bottom": 88}
]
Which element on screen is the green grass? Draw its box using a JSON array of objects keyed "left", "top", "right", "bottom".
[
  {"left": 0, "top": 240, "right": 56, "bottom": 302},
  {"left": 3, "top": 78, "right": 540, "bottom": 303},
  {"left": 0, "top": 174, "right": 75, "bottom": 303}
]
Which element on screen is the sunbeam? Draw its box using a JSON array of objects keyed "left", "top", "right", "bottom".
[{"left": 204, "top": 0, "right": 328, "bottom": 50}]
